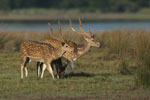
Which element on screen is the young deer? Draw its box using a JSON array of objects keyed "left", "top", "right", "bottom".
[{"left": 20, "top": 40, "right": 73, "bottom": 80}]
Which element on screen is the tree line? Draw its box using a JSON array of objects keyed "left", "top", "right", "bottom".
[{"left": 0, "top": 0, "right": 149, "bottom": 12}]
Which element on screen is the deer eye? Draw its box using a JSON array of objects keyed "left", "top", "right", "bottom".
[
  {"left": 66, "top": 46, "right": 68, "bottom": 47},
  {"left": 92, "top": 40, "right": 94, "bottom": 42}
]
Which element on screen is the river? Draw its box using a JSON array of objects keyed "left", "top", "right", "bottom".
[{"left": 0, "top": 20, "right": 149, "bottom": 32}]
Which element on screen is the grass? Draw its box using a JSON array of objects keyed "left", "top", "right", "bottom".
[
  {"left": 0, "top": 8, "right": 150, "bottom": 21},
  {"left": 0, "top": 49, "right": 149, "bottom": 100},
  {"left": 0, "top": 30, "right": 150, "bottom": 100}
]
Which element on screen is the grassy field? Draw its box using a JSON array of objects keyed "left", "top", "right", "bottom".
[
  {"left": 0, "top": 30, "right": 150, "bottom": 100},
  {"left": 0, "top": 8, "right": 150, "bottom": 21}
]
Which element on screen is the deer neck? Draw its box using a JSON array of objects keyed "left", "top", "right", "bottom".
[
  {"left": 77, "top": 42, "right": 91, "bottom": 56},
  {"left": 52, "top": 48, "right": 66, "bottom": 60}
]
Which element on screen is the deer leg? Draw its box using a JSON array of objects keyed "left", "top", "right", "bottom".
[
  {"left": 24, "top": 67, "right": 28, "bottom": 78},
  {"left": 24, "top": 57, "right": 30, "bottom": 67},
  {"left": 40, "top": 63, "right": 43, "bottom": 75},
  {"left": 64, "top": 64, "right": 69, "bottom": 75},
  {"left": 51, "top": 61, "right": 55, "bottom": 71},
  {"left": 36, "top": 62, "right": 40, "bottom": 77},
  {"left": 21, "top": 57, "right": 28, "bottom": 79},
  {"left": 46, "top": 62, "right": 55, "bottom": 80},
  {"left": 57, "top": 58, "right": 63, "bottom": 78},
  {"left": 65, "top": 61, "right": 74, "bottom": 75},
  {"left": 21, "top": 63, "right": 24, "bottom": 79},
  {"left": 70, "top": 61, "right": 74, "bottom": 74},
  {"left": 40, "top": 64, "right": 46, "bottom": 78},
  {"left": 56, "top": 63, "right": 59, "bottom": 79},
  {"left": 64, "top": 60, "right": 70, "bottom": 75},
  {"left": 24, "top": 57, "right": 30, "bottom": 78},
  {"left": 36, "top": 62, "right": 41, "bottom": 77},
  {"left": 51, "top": 61, "right": 58, "bottom": 78}
]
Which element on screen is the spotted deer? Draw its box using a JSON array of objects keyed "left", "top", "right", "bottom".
[
  {"left": 38, "top": 18, "right": 100, "bottom": 77},
  {"left": 20, "top": 38, "right": 73, "bottom": 80},
  {"left": 36, "top": 22, "right": 74, "bottom": 78},
  {"left": 62, "top": 18, "right": 100, "bottom": 75}
]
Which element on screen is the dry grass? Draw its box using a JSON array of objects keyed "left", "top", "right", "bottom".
[
  {"left": 135, "top": 31, "right": 150, "bottom": 87},
  {"left": 0, "top": 30, "right": 84, "bottom": 51},
  {"left": 100, "top": 29, "right": 150, "bottom": 86},
  {"left": 1, "top": 29, "right": 150, "bottom": 87},
  {"left": 1, "top": 29, "right": 150, "bottom": 99}
]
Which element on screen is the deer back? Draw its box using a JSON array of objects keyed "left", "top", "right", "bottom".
[{"left": 20, "top": 41, "right": 55, "bottom": 60}]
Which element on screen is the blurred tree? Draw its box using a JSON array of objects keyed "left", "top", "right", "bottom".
[
  {"left": 21, "top": 0, "right": 37, "bottom": 8},
  {"left": 36, "top": 0, "right": 52, "bottom": 8},
  {"left": 136, "top": 0, "right": 149, "bottom": 7},
  {"left": 109, "top": 0, "right": 139, "bottom": 12},
  {"left": 0, "top": 0, "right": 149, "bottom": 12},
  {"left": 0, "top": 0, "right": 10, "bottom": 10},
  {"left": 60, "top": 0, "right": 86, "bottom": 8},
  {"left": 10, "top": 0, "right": 22, "bottom": 8}
]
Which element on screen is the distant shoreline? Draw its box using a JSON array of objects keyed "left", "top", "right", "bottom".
[{"left": 0, "top": 13, "right": 150, "bottom": 21}]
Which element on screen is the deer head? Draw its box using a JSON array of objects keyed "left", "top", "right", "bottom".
[
  {"left": 70, "top": 18, "right": 100, "bottom": 47},
  {"left": 61, "top": 42, "right": 73, "bottom": 53},
  {"left": 48, "top": 22, "right": 73, "bottom": 53}
]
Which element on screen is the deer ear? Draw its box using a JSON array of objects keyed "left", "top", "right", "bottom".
[
  {"left": 92, "top": 34, "right": 95, "bottom": 38},
  {"left": 62, "top": 42, "right": 65, "bottom": 46}
]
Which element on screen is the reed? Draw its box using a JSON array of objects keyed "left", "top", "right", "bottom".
[
  {"left": 100, "top": 30, "right": 134, "bottom": 74},
  {"left": 135, "top": 31, "right": 150, "bottom": 87}
]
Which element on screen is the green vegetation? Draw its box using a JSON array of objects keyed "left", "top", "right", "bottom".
[
  {"left": 0, "top": 8, "right": 150, "bottom": 21},
  {"left": 0, "top": 0, "right": 149, "bottom": 13},
  {"left": 0, "top": 30, "right": 150, "bottom": 100},
  {"left": 135, "top": 32, "right": 150, "bottom": 87},
  {"left": 0, "top": 1, "right": 149, "bottom": 21}
]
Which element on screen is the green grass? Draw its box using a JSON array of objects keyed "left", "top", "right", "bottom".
[
  {"left": 0, "top": 48, "right": 150, "bottom": 100},
  {"left": 0, "top": 8, "right": 150, "bottom": 21},
  {"left": 0, "top": 30, "right": 150, "bottom": 100}
]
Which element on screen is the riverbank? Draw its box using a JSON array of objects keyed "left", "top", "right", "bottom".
[{"left": 0, "top": 8, "right": 150, "bottom": 21}]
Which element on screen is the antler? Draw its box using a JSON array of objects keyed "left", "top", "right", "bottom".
[
  {"left": 79, "top": 18, "right": 85, "bottom": 33},
  {"left": 69, "top": 19, "right": 79, "bottom": 33},
  {"left": 70, "top": 18, "right": 91, "bottom": 38},
  {"left": 88, "top": 27, "right": 92, "bottom": 34},
  {"left": 57, "top": 21, "right": 65, "bottom": 42},
  {"left": 93, "top": 30, "right": 96, "bottom": 38},
  {"left": 48, "top": 23, "right": 61, "bottom": 41},
  {"left": 48, "top": 23, "right": 54, "bottom": 37}
]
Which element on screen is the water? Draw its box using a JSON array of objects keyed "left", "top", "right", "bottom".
[{"left": 0, "top": 20, "right": 149, "bottom": 32}]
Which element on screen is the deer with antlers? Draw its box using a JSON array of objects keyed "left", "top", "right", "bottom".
[
  {"left": 62, "top": 18, "right": 100, "bottom": 75},
  {"left": 37, "top": 18, "right": 100, "bottom": 77},
  {"left": 20, "top": 24, "right": 74, "bottom": 79},
  {"left": 35, "top": 22, "right": 74, "bottom": 78}
]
